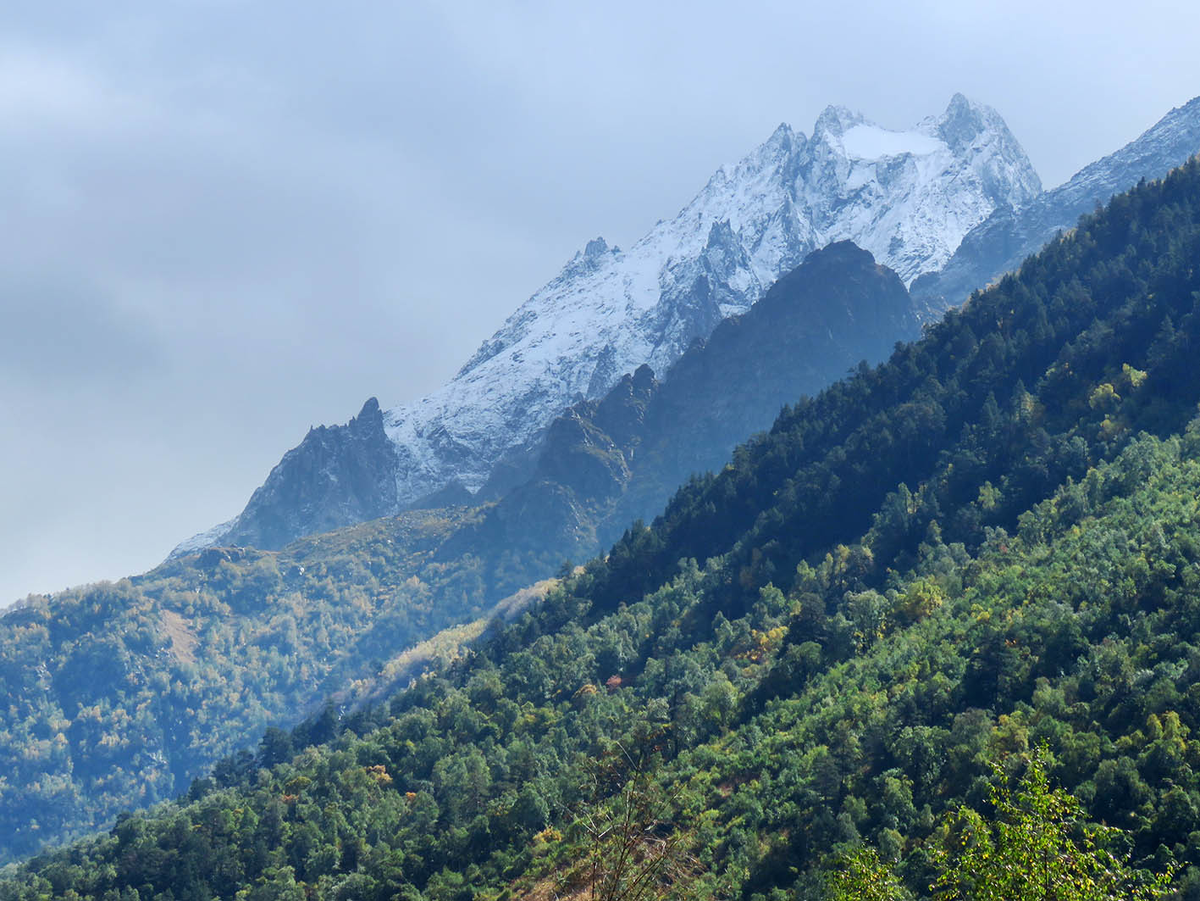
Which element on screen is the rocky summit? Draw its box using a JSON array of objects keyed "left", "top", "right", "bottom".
[
  {"left": 912, "top": 94, "right": 1200, "bottom": 315},
  {"left": 376, "top": 95, "right": 1038, "bottom": 509}
]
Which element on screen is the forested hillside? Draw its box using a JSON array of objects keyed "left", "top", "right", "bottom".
[
  {"left": 3, "top": 159, "right": 1200, "bottom": 899},
  {"left": 0, "top": 508, "right": 502, "bottom": 863},
  {"left": 0, "top": 242, "right": 918, "bottom": 862}
]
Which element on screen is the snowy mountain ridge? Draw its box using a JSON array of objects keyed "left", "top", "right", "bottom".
[
  {"left": 912, "top": 94, "right": 1200, "bottom": 314},
  {"left": 179, "top": 94, "right": 1042, "bottom": 553},
  {"left": 378, "top": 94, "right": 1039, "bottom": 507}
]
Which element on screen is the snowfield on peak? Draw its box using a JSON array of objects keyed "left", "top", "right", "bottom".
[
  {"left": 179, "top": 93, "right": 1044, "bottom": 555},
  {"left": 839, "top": 124, "right": 944, "bottom": 160}
]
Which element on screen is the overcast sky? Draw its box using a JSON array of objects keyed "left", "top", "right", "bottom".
[{"left": 3, "top": 0, "right": 1199, "bottom": 605}]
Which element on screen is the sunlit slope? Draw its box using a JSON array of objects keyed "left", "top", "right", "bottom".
[{"left": 3, "top": 157, "right": 1200, "bottom": 897}]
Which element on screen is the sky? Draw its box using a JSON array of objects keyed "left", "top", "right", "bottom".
[{"left": 3, "top": 0, "right": 1200, "bottom": 605}]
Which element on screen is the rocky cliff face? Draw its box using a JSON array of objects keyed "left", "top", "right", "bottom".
[
  {"left": 179, "top": 95, "right": 1038, "bottom": 554},
  {"left": 209, "top": 398, "right": 400, "bottom": 551},
  {"left": 912, "top": 95, "right": 1200, "bottom": 315},
  {"left": 466, "top": 241, "right": 920, "bottom": 562}
]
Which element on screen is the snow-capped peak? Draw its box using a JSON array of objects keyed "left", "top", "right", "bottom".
[
  {"left": 377, "top": 95, "right": 1039, "bottom": 506},
  {"left": 185, "top": 95, "right": 1044, "bottom": 554}
]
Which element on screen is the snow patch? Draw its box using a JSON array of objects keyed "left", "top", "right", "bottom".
[
  {"left": 168, "top": 519, "right": 236, "bottom": 559},
  {"left": 840, "top": 125, "right": 944, "bottom": 160}
]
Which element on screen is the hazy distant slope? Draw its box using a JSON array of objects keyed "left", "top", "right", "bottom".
[{"left": 911, "top": 93, "right": 1200, "bottom": 314}]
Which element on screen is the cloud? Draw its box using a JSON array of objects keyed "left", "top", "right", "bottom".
[
  {"left": 2, "top": 0, "right": 1200, "bottom": 604},
  {"left": 0, "top": 272, "right": 162, "bottom": 389}
]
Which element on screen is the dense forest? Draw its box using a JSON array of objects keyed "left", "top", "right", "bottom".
[
  {"left": 0, "top": 506, "right": 552, "bottom": 864},
  {"left": 3, "top": 158, "right": 1200, "bottom": 899}
]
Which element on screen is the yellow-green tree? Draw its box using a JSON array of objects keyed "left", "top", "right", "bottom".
[
  {"left": 827, "top": 846, "right": 907, "bottom": 901},
  {"left": 829, "top": 751, "right": 1174, "bottom": 901},
  {"left": 934, "top": 752, "right": 1173, "bottom": 901}
]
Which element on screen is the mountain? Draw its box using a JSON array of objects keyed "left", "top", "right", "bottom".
[
  {"left": 184, "top": 398, "right": 403, "bottom": 554},
  {"left": 185, "top": 94, "right": 1039, "bottom": 553},
  {"left": 468, "top": 240, "right": 920, "bottom": 562},
  {"left": 7, "top": 157, "right": 1200, "bottom": 901},
  {"left": 911, "top": 93, "right": 1200, "bottom": 314},
  {"left": 0, "top": 241, "right": 917, "bottom": 864},
  {"left": 10, "top": 94, "right": 1196, "bottom": 876}
]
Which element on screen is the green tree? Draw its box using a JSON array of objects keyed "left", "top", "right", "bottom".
[
  {"left": 827, "top": 846, "right": 907, "bottom": 901},
  {"left": 933, "top": 752, "right": 1173, "bottom": 901}
]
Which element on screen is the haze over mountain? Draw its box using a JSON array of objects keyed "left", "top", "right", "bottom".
[
  {"left": 7, "top": 2, "right": 1200, "bottom": 608},
  {"left": 185, "top": 92, "right": 1200, "bottom": 558},
  {"left": 9, "top": 6, "right": 1200, "bottom": 898},
  {"left": 184, "top": 95, "right": 1039, "bottom": 554},
  {"left": 11, "top": 86, "right": 1197, "bottom": 859}
]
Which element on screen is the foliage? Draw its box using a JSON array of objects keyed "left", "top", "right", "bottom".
[
  {"left": 7, "top": 427, "right": 1199, "bottom": 896},
  {"left": 933, "top": 750, "right": 1174, "bottom": 900},
  {"left": 829, "top": 847, "right": 908, "bottom": 901},
  {"left": 0, "top": 506, "right": 562, "bottom": 863},
  {"left": 4, "top": 159, "right": 1200, "bottom": 898},
  {"left": 575, "top": 750, "right": 691, "bottom": 901},
  {"left": 828, "top": 752, "right": 1174, "bottom": 900}
]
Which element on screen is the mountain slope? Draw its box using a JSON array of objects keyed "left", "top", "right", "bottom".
[
  {"left": 192, "top": 94, "right": 1038, "bottom": 553},
  {"left": 5, "top": 157, "right": 1200, "bottom": 900},
  {"left": 912, "top": 93, "right": 1200, "bottom": 314},
  {"left": 0, "top": 242, "right": 917, "bottom": 864},
  {"left": 0, "top": 243, "right": 907, "bottom": 863},
  {"left": 468, "top": 240, "right": 920, "bottom": 562},
  {"left": 0, "top": 508, "right": 495, "bottom": 864}
]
